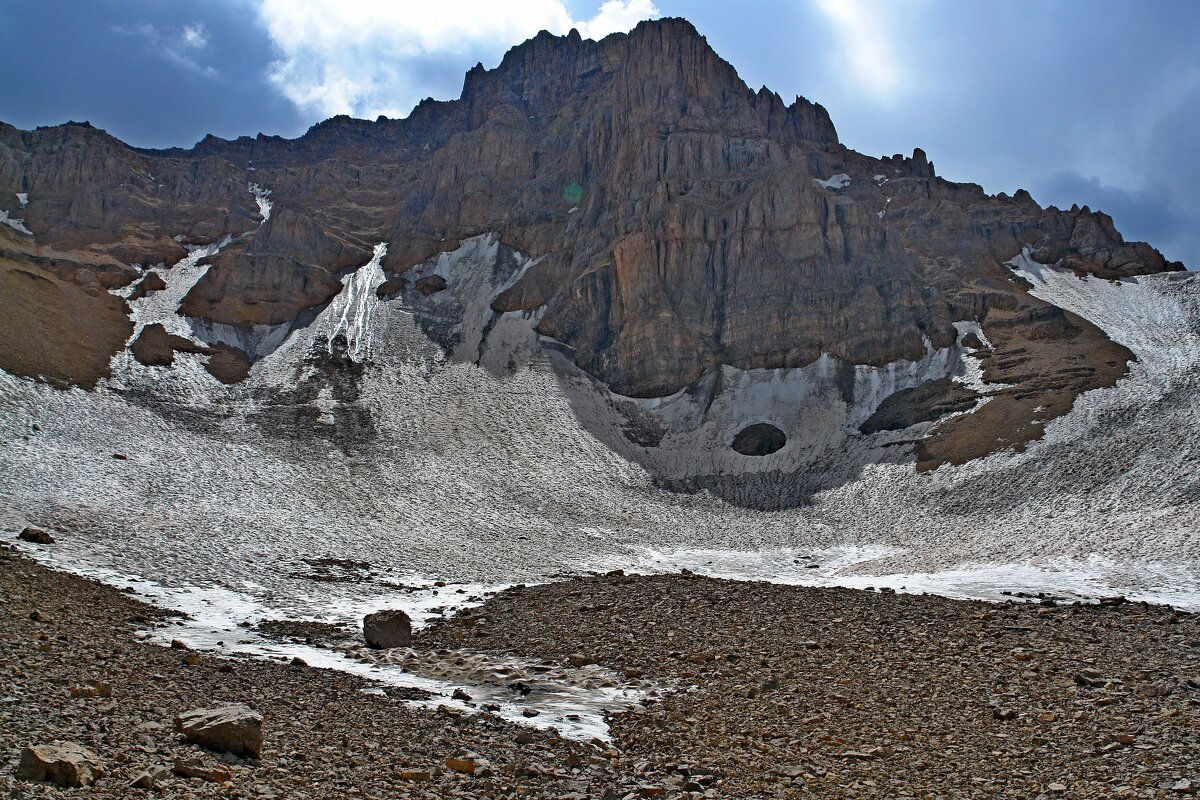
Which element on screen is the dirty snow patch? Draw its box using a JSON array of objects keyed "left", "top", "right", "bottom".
[
  {"left": 0, "top": 210, "right": 32, "bottom": 235},
  {"left": 815, "top": 173, "right": 852, "bottom": 190}
]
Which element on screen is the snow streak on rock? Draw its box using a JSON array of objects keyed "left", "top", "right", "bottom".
[
  {"left": 118, "top": 236, "right": 232, "bottom": 341},
  {"left": 248, "top": 183, "right": 272, "bottom": 222},
  {"left": 326, "top": 242, "right": 387, "bottom": 362}
]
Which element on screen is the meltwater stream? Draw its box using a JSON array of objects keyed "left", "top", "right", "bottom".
[{"left": 10, "top": 536, "right": 644, "bottom": 742}]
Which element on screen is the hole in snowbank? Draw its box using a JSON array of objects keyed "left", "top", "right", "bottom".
[{"left": 731, "top": 423, "right": 786, "bottom": 456}]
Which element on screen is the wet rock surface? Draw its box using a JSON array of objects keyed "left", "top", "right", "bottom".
[
  {"left": 4, "top": 548, "right": 1196, "bottom": 799},
  {"left": 859, "top": 377, "right": 978, "bottom": 435}
]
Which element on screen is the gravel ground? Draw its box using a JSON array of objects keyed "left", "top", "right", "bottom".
[{"left": 3, "top": 547, "right": 1198, "bottom": 799}]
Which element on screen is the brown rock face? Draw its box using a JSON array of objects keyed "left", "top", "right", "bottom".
[
  {"left": 129, "top": 322, "right": 250, "bottom": 382},
  {"left": 130, "top": 323, "right": 204, "bottom": 367},
  {"left": 0, "top": 248, "right": 133, "bottom": 388},
  {"left": 0, "top": 18, "right": 1184, "bottom": 466}
]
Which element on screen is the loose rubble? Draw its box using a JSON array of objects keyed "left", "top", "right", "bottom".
[{"left": 2, "top": 550, "right": 1197, "bottom": 798}]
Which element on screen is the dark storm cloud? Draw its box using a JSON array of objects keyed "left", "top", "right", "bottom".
[
  {"left": 0, "top": 0, "right": 305, "bottom": 147},
  {"left": 0, "top": 0, "right": 1196, "bottom": 266}
]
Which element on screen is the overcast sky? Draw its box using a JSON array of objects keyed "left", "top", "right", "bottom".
[{"left": 2, "top": 0, "right": 1196, "bottom": 267}]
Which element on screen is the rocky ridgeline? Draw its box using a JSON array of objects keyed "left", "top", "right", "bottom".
[{"left": 0, "top": 18, "right": 1184, "bottom": 468}]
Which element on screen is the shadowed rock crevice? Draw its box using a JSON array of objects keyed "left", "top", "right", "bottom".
[
  {"left": 731, "top": 423, "right": 787, "bottom": 456},
  {"left": 859, "top": 379, "right": 978, "bottom": 435}
]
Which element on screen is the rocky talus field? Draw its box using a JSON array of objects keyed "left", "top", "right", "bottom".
[{"left": 2, "top": 547, "right": 1198, "bottom": 799}]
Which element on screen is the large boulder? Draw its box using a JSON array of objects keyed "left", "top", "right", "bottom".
[
  {"left": 17, "top": 741, "right": 104, "bottom": 787},
  {"left": 18, "top": 527, "right": 54, "bottom": 544},
  {"left": 363, "top": 609, "right": 412, "bottom": 649},
  {"left": 175, "top": 703, "right": 264, "bottom": 758}
]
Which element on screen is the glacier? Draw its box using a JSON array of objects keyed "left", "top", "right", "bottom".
[{"left": 2, "top": 236, "right": 1199, "bottom": 733}]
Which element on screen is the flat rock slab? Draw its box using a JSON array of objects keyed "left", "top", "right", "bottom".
[
  {"left": 17, "top": 741, "right": 104, "bottom": 787},
  {"left": 175, "top": 703, "right": 264, "bottom": 757},
  {"left": 174, "top": 756, "right": 234, "bottom": 783}
]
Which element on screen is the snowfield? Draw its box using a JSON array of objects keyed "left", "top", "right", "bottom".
[{"left": 2, "top": 237, "right": 1199, "bottom": 658}]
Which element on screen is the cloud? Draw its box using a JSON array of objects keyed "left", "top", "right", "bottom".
[
  {"left": 114, "top": 21, "right": 218, "bottom": 78},
  {"left": 810, "top": 0, "right": 903, "bottom": 97},
  {"left": 180, "top": 23, "right": 210, "bottom": 50},
  {"left": 255, "top": 0, "right": 659, "bottom": 119}
]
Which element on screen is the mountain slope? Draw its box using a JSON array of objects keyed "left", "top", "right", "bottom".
[{"left": 0, "top": 17, "right": 1187, "bottom": 483}]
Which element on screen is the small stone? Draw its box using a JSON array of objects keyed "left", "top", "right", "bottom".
[
  {"left": 445, "top": 756, "right": 478, "bottom": 774},
  {"left": 130, "top": 764, "right": 171, "bottom": 789},
  {"left": 521, "top": 708, "right": 540, "bottom": 717},
  {"left": 398, "top": 769, "right": 432, "bottom": 781},
  {"left": 452, "top": 687, "right": 472, "bottom": 702},
  {"left": 17, "top": 741, "right": 104, "bottom": 787},
  {"left": 363, "top": 609, "right": 412, "bottom": 649},
  {"left": 1048, "top": 783, "right": 1068, "bottom": 793},
  {"left": 175, "top": 703, "right": 264, "bottom": 758},
  {"left": 1171, "top": 779, "right": 1194, "bottom": 794},
  {"left": 18, "top": 527, "right": 55, "bottom": 545},
  {"left": 173, "top": 757, "right": 233, "bottom": 783},
  {"left": 69, "top": 680, "right": 113, "bottom": 698}
]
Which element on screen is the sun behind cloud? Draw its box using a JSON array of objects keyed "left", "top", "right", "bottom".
[{"left": 257, "top": 0, "right": 660, "bottom": 119}]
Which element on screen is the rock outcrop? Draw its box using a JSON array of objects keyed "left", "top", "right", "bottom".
[{"left": 0, "top": 17, "right": 1185, "bottom": 470}]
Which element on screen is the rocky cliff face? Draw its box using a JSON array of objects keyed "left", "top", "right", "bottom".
[{"left": 0, "top": 17, "right": 1184, "bottom": 473}]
